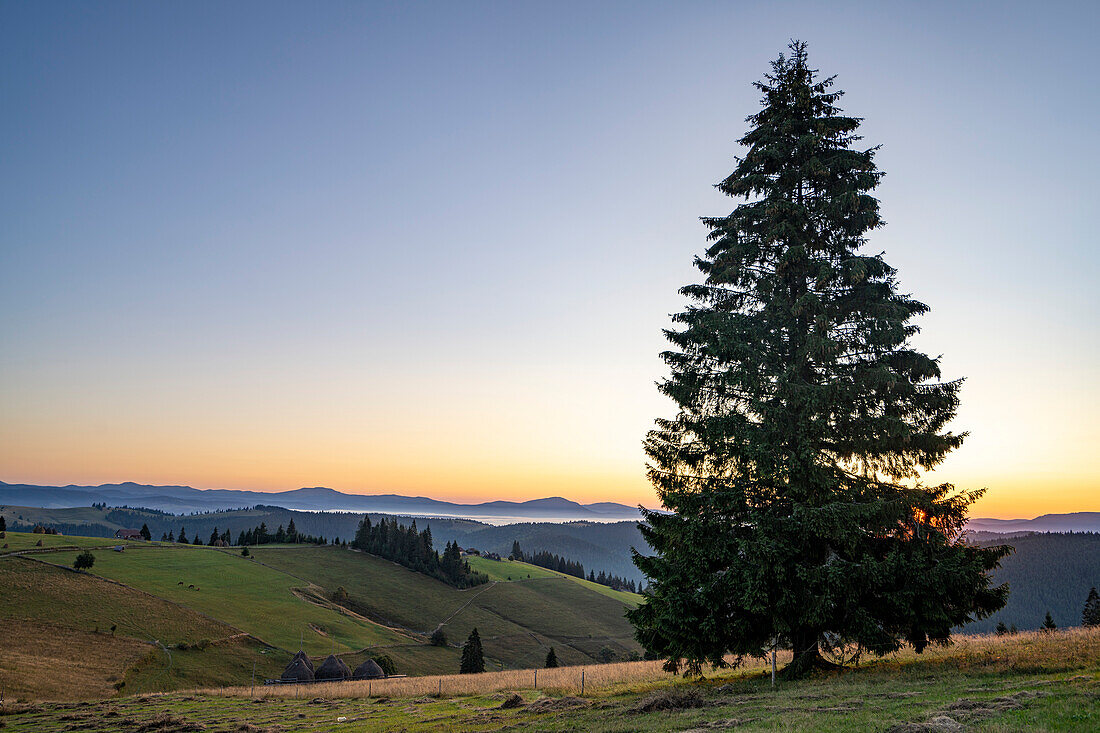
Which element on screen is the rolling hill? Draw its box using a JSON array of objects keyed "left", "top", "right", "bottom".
[{"left": 1, "top": 529, "right": 641, "bottom": 700}]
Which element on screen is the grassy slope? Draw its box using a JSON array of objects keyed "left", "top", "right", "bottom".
[
  {"left": 0, "top": 556, "right": 282, "bottom": 699},
  {"left": 0, "top": 529, "right": 161, "bottom": 553},
  {"left": 466, "top": 555, "right": 641, "bottom": 605},
  {"left": 40, "top": 544, "right": 411, "bottom": 656},
  {"left": 2, "top": 629, "right": 1097, "bottom": 731},
  {"left": 250, "top": 546, "right": 642, "bottom": 670}
]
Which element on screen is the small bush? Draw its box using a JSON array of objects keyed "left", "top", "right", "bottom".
[
  {"left": 430, "top": 628, "right": 447, "bottom": 647},
  {"left": 73, "top": 550, "right": 95, "bottom": 570},
  {"left": 372, "top": 654, "right": 397, "bottom": 676}
]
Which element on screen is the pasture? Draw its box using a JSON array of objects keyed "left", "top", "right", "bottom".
[{"left": 1, "top": 628, "right": 1096, "bottom": 731}]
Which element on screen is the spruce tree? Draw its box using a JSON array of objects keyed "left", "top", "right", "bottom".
[
  {"left": 140, "top": 523, "right": 151, "bottom": 541},
  {"left": 178, "top": 527, "right": 187, "bottom": 544},
  {"left": 628, "top": 42, "right": 1010, "bottom": 679},
  {"left": 0, "top": 515, "right": 6, "bottom": 532},
  {"left": 459, "top": 628, "right": 485, "bottom": 674},
  {"left": 545, "top": 647, "right": 559, "bottom": 668},
  {"left": 1083, "top": 587, "right": 1100, "bottom": 627},
  {"left": 1043, "top": 611, "right": 1057, "bottom": 632}
]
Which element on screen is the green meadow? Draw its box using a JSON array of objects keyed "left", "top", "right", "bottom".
[{"left": 41, "top": 544, "right": 410, "bottom": 655}]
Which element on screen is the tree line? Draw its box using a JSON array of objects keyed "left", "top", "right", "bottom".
[
  {"left": 353, "top": 516, "right": 488, "bottom": 589},
  {"left": 510, "top": 541, "right": 638, "bottom": 593}
]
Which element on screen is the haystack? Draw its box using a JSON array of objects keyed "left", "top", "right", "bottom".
[
  {"left": 281, "top": 657, "right": 315, "bottom": 683},
  {"left": 292, "top": 649, "right": 315, "bottom": 673},
  {"left": 315, "top": 654, "right": 352, "bottom": 681},
  {"left": 352, "top": 658, "right": 385, "bottom": 680}
]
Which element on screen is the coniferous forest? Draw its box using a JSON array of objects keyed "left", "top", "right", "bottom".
[{"left": 352, "top": 515, "right": 488, "bottom": 589}]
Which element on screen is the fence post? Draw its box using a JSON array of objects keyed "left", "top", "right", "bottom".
[
  {"left": 368, "top": 681, "right": 371, "bottom": 698},
  {"left": 534, "top": 669, "right": 537, "bottom": 690},
  {"left": 438, "top": 678, "right": 442, "bottom": 697},
  {"left": 251, "top": 662, "right": 255, "bottom": 698},
  {"left": 580, "top": 669, "right": 585, "bottom": 697}
]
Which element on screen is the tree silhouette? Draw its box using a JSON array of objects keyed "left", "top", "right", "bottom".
[
  {"left": 460, "top": 628, "right": 485, "bottom": 674},
  {"left": 1083, "top": 587, "right": 1100, "bottom": 627},
  {"left": 629, "top": 41, "right": 1009, "bottom": 679}
]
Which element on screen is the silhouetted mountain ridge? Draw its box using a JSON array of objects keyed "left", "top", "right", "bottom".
[{"left": 0, "top": 481, "right": 642, "bottom": 520}]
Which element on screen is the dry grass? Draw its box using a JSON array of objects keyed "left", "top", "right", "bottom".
[
  {"left": 0, "top": 620, "right": 154, "bottom": 700},
  {"left": 870, "top": 626, "right": 1100, "bottom": 674},
  {"left": 201, "top": 657, "right": 772, "bottom": 701},
  {"left": 198, "top": 627, "right": 1100, "bottom": 704}
]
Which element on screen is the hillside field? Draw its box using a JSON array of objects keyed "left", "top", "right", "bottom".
[
  {"left": 1, "top": 531, "right": 641, "bottom": 700},
  {"left": 1, "top": 628, "right": 1096, "bottom": 731},
  {"left": 249, "top": 546, "right": 643, "bottom": 668}
]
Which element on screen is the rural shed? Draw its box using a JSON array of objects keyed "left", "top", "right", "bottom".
[{"left": 115, "top": 529, "right": 143, "bottom": 540}]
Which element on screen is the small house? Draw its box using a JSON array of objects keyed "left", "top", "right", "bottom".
[{"left": 115, "top": 529, "right": 143, "bottom": 540}]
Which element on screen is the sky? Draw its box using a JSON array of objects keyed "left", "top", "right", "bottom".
[{"left": 1, "top": 1, "right": 1096, "bottom": 518}]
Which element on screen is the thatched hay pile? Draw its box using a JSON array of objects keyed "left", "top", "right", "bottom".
[
  {"left": 315, "top": 654, "right": 352, "bottom": 681},
  {"left": 352, "top": 658, "right": 385, "bottom": 680},
  {"left": 280, "top": 653, "right": 315, "bottom": 683}
]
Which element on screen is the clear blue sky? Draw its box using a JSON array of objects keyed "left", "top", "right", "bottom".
[{"left": 2, "top": 1, "right": 1096, "bottom": 516}]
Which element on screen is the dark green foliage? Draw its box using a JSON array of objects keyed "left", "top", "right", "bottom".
[
  {"left": 240, "top": 546, "right": 250, "bottom": 557},
  {"left": 73, "top": 550, "right": 95, "bottom": 570},
  {"left": 430, "top": 627, "right": 448, "bottom": 647},
  {"left": 166, "top": 530, "right": 174, "bottom": 542},
  {"left": 192, "top": 535, "right": 201, "bottom": 545},
  {"left": 511, "top": 540, "right": 523, "bottom": 561},
  {"left": 1042, "top": 611, "right": 1057, "bottom": 631},
  {"left": 545, "top": 647, "right": 559, "bottom": 668},
  {"left": 597, "top": 646, "right": 615, "bottom": 663},
  {"left": 140, "top": 523, "right": 151, "bottom": 541},
  {"left": 371, "top": 653, "right": 396, "bottom": 676},
  {"left": 352, "top": 516, "right": 487, "bottom": 589},
  {"left": 459, "top": 627, "right": 485, "bottom": 674},
  {"left": 628, "top": 42, "right": 1009, "bottom": 679},
  {"left": 1084, "top": 587, "right": 1100, "bottom": 627},
  {"left": 995, "top": 621, "right": 1008, "bottom": 635},
  {"left": 524, "top": 549, "right": 585, "bottom": 579},
  {"left": 237, "top": 521, "right": 324, "bottom": 547},
  {"left": 178, "top": 527, "right": 187, "bottom": 544},
  {"left": 968, "top": 532, "right": 1100, "bottom": 632},
  {"left": 0, "top": 515, "right": 6, "bottom": 532}
]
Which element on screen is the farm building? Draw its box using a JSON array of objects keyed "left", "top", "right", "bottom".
[{"left": 115, "top": 529, "right": 143, "bottom": 540}]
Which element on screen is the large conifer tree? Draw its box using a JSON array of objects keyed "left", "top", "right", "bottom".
[{"left": 628, "top": 42, "right": 1009, "bottom": 678}]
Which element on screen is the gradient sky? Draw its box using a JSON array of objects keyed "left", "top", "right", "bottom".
[{"left": 2, "top": 1, "right": 1096, "bottom": 518}]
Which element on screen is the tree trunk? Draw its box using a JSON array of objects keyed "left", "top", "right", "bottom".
[{"left": 780, "top": 628, "right": 841, "bottom": 680}]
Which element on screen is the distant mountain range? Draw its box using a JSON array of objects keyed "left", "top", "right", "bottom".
[
  {"left": 0, "top": 481, "right": 644, "bottom": 521},
  {"left": 2, "top": 480, "right": 1095, "bottom": 532},
  {"left": 965, "top": 512, "right": 1100, "bottom": 534}
]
